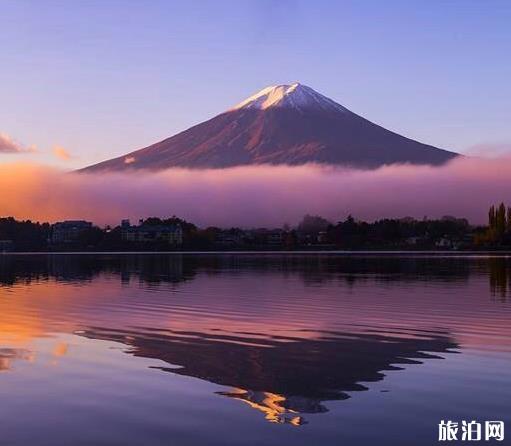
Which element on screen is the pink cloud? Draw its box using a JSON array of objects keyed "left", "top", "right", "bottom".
[
  {"left": 52, "top": 145, "right": 73, "bottom": 161},
  {"left": 0, "top": 157, "right": 508, "bottom": 227},
  {"left": 465, "top": 142, "right": 511, "bottom": 158},
  {"left": 0, "top": 133, "right": 36, "bottom": 154}
]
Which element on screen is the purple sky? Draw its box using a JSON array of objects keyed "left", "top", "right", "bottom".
[{"left": 1, "top": 0, "right": 510, "bottom": 168}]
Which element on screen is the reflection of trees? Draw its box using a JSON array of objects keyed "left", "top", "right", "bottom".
[
  {"left": 81, "top": 326, "right": 457, "bottom": 425},
  {"left": 0, "top": 255, "right": 50, "bottom": 286},
  {"left": 167, "top": 254, "right": 474, "bottom": 287},
  {"left": 0, "top": 254, "right": 195, "bottom": 287},
  {"left": 235, "top": 255, "right": 473, "bottom": 286},
  {"left": 3, "top": 254, "right": 510, "bottom": 301},
  {"left": 0, "top": 253, "right": 495, "bottom": 289},
  {"left": 488, "top": 257, "right": 511, "bottom": 302}
]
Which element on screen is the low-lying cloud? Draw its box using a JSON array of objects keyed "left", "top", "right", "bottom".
[{"left": 0, "top": 157, "right": 509, "bottom": 227}]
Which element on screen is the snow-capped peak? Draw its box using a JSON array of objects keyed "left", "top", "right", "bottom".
[{"left": 231, "top": 82, "right": 348, "bottom": 113}]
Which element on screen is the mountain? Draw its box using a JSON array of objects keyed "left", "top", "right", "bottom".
[{"left": 82, "top": 83, "right": 458, "bottom": 172}]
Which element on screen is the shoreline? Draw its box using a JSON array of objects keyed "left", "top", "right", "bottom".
[{"left": 3, "top": 250, "right": 511, "bottom": 256}]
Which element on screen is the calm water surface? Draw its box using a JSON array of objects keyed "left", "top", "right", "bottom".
[{"left": 1, "top": 254, "right": 510, "bottom": 445}]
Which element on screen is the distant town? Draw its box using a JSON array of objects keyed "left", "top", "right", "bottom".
[{"left": 0, "top": 203, "right": 510, "bottom": 252}]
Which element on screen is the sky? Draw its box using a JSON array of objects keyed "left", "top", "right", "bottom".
[{"left": 1, "top": 0, "right": 510, "bottom": 169}]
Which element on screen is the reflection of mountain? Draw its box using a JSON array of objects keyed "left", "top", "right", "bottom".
[{"left": 81, "top": 326, "right": 457, "bottom": 424}]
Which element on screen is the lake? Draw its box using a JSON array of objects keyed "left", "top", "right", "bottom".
[{"left": 1, "top": 253, "right": 510, "bottom": 445}]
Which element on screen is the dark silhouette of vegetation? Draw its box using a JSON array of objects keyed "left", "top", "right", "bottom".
[
  {"left": 0, "top": 217, "right": 50, "bottom": 251},
  {"left": 326, "top": 215, "right": 469, "bottom": 250},
  {"left": 0, "top": 211, "right": 502, "bottom": 252},
  {"left": 475, "top": 203, "right": 511, "bottom": 246},
  {"left": 297, "top": 214, "right": 332, "bottom": 234}
]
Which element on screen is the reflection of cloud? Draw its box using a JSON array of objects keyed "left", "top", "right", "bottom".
[
  {"left": 53, "top": 342, "right": 68, "bottom": 357},
  {"left": 0, "top": 319, "right": 45, "bottom": 346},
  {"left": 0, "top": 348, "right": 33, "bottom": 371},
  {"left": 52, "top": 145, "right": 73, "bottom": 161},
  {"left": 0, "top": 132, "right": 36, "bottom": 153},
  {"left": 2, "top": 156, "right": 511, "bottom": 225},
  {"left": 124, "top": 156, "right": 136, "bottom": 164}
]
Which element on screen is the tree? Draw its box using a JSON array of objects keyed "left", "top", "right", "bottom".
[
  {"left": 297, "top": 214, "right": 332, "bottom": 234},
  {"left": 497, "top": 203, "right": 507, "bottom": 237},
  {"left": 489, "top": 205, "right": 496, "bottom": 229},
  {"left": 483, "top": 203, "right": 511, "bottom": 245}
]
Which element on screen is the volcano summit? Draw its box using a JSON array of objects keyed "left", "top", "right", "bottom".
[{"left": 83, "top": 83, "right": 458, "bottom": 171}]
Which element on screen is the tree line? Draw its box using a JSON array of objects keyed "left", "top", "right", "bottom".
[{"left": 0, "top": 212, "right": 482, "bottom": 251}]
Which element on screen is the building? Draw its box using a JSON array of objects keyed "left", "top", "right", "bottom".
[
  {"left": 121, "top": 220, "right": 183, "bottom": 246},
  {"left": 51, "top": 221, "right": 93, "bottom": 244},
  {"left": 215, "top": 229, "right": 245, "bottom": 247},
  {"left": 435, "top": 237, "right": 460, "bottom": 249},
  {"left": 405, "top": 236, "right": 422, "bottom": 246},
  {"left": 244, "top": 228, "right": 285, "bottom": 247},
  {"left": 317, "top": 231, "right": 329, "bottom": 243},
  {"left": 266, "top": 229, "right": 284, "bottom": 246}
]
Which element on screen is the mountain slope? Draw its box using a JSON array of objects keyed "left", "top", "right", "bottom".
[{"left": 82, "top": 83, "right": 458, "bottom": 171}]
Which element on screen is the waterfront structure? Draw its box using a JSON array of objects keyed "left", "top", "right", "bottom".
[
  {"left": 51, "top": 221, "right": 93, "bottom": 244},
  {"left": 121, "top": 220, "right": 183, "bottom": 246}
]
